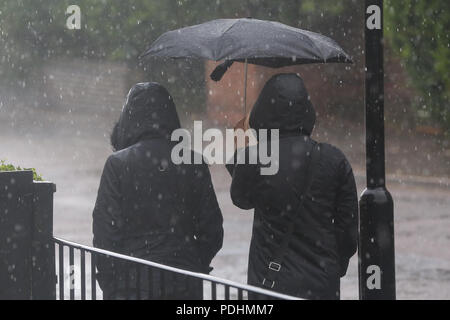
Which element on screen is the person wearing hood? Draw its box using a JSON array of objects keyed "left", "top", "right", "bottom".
[
  {"left": 93, "top": 82, "right": 224, "bottom": 299},
  {"left": 227, "top": 73, "right": 358, "bottom": 300}
]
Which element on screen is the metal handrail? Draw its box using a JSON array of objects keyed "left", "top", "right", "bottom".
[{"left": 54, "top": 236, "right": 300, "bottom": 300}]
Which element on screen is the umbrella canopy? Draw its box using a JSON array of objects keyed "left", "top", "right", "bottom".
[
  {"left": 140, "top": 18, "right": 352, "bottom": 69},
  {"left": 140, "top": 18, "right": 352, "bottom": 113}
]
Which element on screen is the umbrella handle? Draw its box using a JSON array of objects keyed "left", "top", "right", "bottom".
[{"left": 210, "top": 60, "right": 234, "bottom": 81}]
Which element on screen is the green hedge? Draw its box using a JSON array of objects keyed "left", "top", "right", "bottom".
[
  {"left": 0, "top": 160, "right": 43, "bottom": 181},
  {"left": 385, "top": 0, "right": 450, "bottom": 135}
]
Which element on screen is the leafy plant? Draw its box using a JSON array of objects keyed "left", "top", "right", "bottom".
[
  {"left": 0, "top": 159, "right": 44, "bottom": 181},
  {"left": 385, "top": 0, "right": 450, "bottom": 135}
]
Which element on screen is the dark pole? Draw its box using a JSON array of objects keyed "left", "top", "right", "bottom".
[{"left": 359, "top": 0, "right": 396, "bottom": 299}]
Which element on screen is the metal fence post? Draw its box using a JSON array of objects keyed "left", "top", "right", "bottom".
[
  {"left": 0, "top": 171, "right": 34, "bottom": 300},
  {"left": 31, "top": 181, "right": 57, "bottom": 300},
  {"left": 359, "top": 0, "right": 396, "bottom": 300}
]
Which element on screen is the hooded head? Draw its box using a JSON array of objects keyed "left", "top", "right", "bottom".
[
  {"left": 111, "top": 82, "right": 181, "bottom": 151},
  {"left": 249, "top": 73, "right": 316, "bottom": 136}
]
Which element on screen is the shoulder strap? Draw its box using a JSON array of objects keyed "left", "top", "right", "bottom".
[{"left": 261, "top": 142, "right": 322, "bottom": 289}]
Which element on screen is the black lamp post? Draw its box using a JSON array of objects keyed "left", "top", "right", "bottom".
[{"left": 358, "top": 0, "right": 396, "bottom": 300}]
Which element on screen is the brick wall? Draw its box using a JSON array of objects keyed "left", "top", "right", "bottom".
[{"left": 205, "top": 60, "right": 364, "bottom": 128}]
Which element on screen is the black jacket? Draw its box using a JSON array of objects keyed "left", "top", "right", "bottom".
[
  {"left": 227, "top": 74, "right": 358, "bottom": 300},
  {"left": 93, "top": 83, "right": 223, "bottom": 297}
]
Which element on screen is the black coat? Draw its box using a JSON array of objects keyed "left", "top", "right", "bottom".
[
  {"left": 227, "top": 74, "right": 358, "bottom": 300},
  {"left": 93, "top": 83, "right": 223, "bottom": 298}
]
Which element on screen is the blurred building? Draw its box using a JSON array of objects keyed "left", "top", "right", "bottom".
[
  {"left": 205, "top": 60, "right": 363, "bottom": 128},
  {"left": 40, "top": 59, "right": 129, "bottom": 116}
]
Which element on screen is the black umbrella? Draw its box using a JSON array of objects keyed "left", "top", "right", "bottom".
[{"left": 140, "top": 18, "right": 352, "bottom": 112}]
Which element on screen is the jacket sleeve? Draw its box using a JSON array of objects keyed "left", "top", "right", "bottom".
[
  {"left": 334, "top": 157, "right": 358, "bottom": 277},
  {"left": 193, "top": 163, "right": 224, "bottom": 271},
  {"left": 228, "top": 147, "right": 259, "bottom": 210},
  {"left": 92, "top": 155, "right": 124, "bottom": 289}
]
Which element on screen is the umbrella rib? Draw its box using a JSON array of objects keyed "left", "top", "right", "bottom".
[
  {"left": 301, "top": 29, "right": 349, "bottom": 61},
  {"left": 214, "top": 20, "right": 239, "bottom": 60},
  {"left": 270, "top": 20, "right": 338, "bottom": 61}
]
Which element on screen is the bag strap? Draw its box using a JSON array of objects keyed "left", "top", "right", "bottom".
[{"left": 261, "top": 141, "right": 322, "bottom": 289}]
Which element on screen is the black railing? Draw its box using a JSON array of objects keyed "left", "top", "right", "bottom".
[
  {"left": 54, "top": 237, "right": 299, "bottom": 300},
  {"left": 0, "top": 171, "right": 298, "bottom": 300}
]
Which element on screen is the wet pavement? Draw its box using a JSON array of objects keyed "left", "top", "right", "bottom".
[{"left": 1, "top": 110, "right": 449, "bottom": 299}]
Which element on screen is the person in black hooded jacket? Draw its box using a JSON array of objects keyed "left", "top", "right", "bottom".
[
  {"left": 227, "top": 73, "right": 358, "bottom": 300},
  {"left": 93, "top": 82, "right": 223, "bottom": 299}
]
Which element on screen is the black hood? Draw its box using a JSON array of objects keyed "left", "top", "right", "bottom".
[
  {"left": 111, "top": 82, "right": 181, "bottom": 151},
  {"left": 249, "top": 73, "right": 315, "bottom": 136}
]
